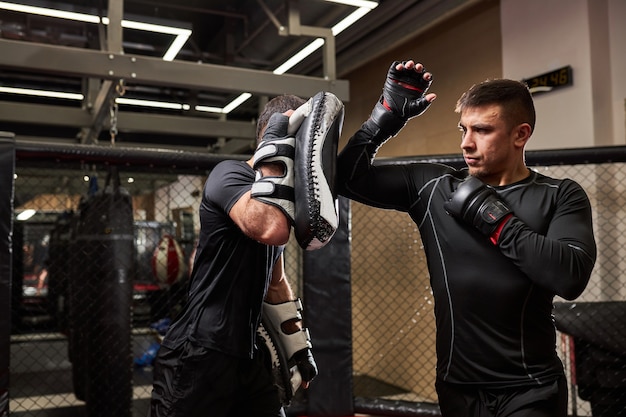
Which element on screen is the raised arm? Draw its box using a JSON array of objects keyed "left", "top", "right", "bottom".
[{"left": 337, "top": 60, "right": 436, "bottom": 209}]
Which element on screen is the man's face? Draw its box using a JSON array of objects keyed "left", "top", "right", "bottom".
[{"left": 458, "top": 104, "right": 518, "bottom": 185}]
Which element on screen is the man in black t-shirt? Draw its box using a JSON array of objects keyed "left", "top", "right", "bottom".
[
  {"left": 337, "top": 60, "right": 597, "bottom": 417},
  {"left": 150, "top": 95, "right": 317, "bottom": 417}
]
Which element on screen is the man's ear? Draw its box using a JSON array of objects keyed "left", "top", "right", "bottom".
[{"left": 514, "top": 123, "right": 532, "bottom": 148}]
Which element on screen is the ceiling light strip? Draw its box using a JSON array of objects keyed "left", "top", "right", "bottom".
[
  {"left": 273, "top": 38, "right": 326, "bottom": 75},
  {"left": 190, "top": 5, "right": 376, "bottom": 113},
  {"left": 0, "top": 86, "right": 195, "bottom": 111},
  {"left": 0, "top": 2, "right": 190, "bottom": 60},
  {"left": 0, "top": 2, "right": 373, "bottom": 115},
  {"left": 116, "top": 97, "right": 190, "bottom": 110},
  {"left": 222, "top": 93, "right": 252, "bottom": 114},
  {"left": 321, "top": 0, "right": 378, "bottom": 10},
  {"left": 162, "top": 33, "right": 192, "bottom": 62},
  {"left": 332, "top": 6, "right": 372, "bottom": 35},
  {"left": 0, "top": 86, "right": 84, "bottom": 100},
  {"left": 194, "top": 105, "right": 223, "bottom": 113},
  {"left": 0, "top": 1, "right": 100, "bottom": 23},
  {"left": 273, "top": 6, "right": 374, "bottom": 75}
]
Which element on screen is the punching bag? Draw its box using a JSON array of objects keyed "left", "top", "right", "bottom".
[
  {"left": 151, "top": 234, "right": 186, "bottom": 286},
  {"left": 47, "top": 210, "right": 73, "bottom": 331},
  {"left": 67, "top": 206, "right": 87, "bottom": 401},
  {"left": 73, "top": 166, "right": 134, "bottom": 417}
]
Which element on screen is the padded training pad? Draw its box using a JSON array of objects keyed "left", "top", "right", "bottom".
[{"left": 291, "top": 91, "right": 344, "bottom": 251}]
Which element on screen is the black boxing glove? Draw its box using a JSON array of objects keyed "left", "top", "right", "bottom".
[
  {"left": 382, "top": 60, "right": 433, "bottom": 119},
  {"left": 292, "top": 348, "right": 318, "bottom": 383},
  {"left": 444, "top": 176, "right": 512, "bottom": 239},
  {"left": 364, "top": 60, "right": 434, "bottom": 144}
]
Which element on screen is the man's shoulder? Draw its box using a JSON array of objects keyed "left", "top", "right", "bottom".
[
  {"left": 531, "top": 170, "right": 581, "bottom": 188},
  {"left": 527, "top": 170, "right": 589, "bottom": 201},
  {"left": 213, "top": 159, "right": 250, "bottom": 172},
  {"left": 209, "top": 159, "right": 253, "bottom": 181},
  {"left": 203, "top": 159, "right": 253, "bottom": 204}
]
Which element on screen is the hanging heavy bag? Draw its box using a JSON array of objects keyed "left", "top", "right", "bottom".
[
  {"left": 74, "top": 166, "right": 134, "bottom": 417},
  {"left": 67, "top": 197, "right": 88, "bottom": 401},
  {"left": 47, "top": 211, "right": 73, "bottom": 331}
]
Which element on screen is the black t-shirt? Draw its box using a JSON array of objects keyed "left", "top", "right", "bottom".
[
  {"left": 161, "top": 160, "right": 283, "bottom": 359},
  {"left": 338, "top": 128, "right": 597, "bottom": 387}
]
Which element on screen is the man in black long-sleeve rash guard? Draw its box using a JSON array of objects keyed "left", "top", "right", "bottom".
[{"left": 337, "top": 60, "right": 597, "bottom": 417}]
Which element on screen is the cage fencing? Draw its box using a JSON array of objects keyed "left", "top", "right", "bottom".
[{"left": 6, "top": 142, "right": 626, "bottom": 417}]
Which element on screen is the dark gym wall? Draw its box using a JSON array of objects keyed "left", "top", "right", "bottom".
[
  {"left": 339, "top": 0, "right": 502, "bottom": 157},
  {"left": 304, "top": 197, "right": 353, "bottom": 416},
  {"left": 0, "top": 133, "right": 15, "bottom": 417}
]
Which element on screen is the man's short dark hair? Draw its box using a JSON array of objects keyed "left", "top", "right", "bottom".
[
  {"left": 256, "top": 94, "right": 307, "bottom": 142},
  {"left": 455, "top": 79, "right": 536, "bottom": 134}
]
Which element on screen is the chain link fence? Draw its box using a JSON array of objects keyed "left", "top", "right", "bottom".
[
  {"left": 8, "top": 144, "right": 307, "bottom": 417},
  {"left": 8, "top": 144, "right": 626, "bottom": 417}
]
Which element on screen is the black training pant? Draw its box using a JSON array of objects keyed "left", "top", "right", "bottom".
[
  {"left": 150, "top": 340, "right": 284, "bottom": 417},
  {"left": 436, "top": 376, "right": 568, "bottom": 417}
]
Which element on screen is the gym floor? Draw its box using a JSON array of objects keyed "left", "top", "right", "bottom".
[{"left": 9, "top": 331, "right": 154, "bottom": 417}]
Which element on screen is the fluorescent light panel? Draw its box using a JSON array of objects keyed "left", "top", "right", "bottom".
[
  {"left": 116, "top": 97, "right": 190, "bottom": 110},
  {"left": 0, "top": 87, "right": 196, "bottom": 111},
  {"left": 221, "top": 93, "right": 252, "bottom": 114},
  {"left": 332, "top": 6, "right": 373, "bottom": 35},
  {"left": 194, "top": 105, "right": 223, "bottom": 113},
  {"left": 0, "top": 1, "right": 99, "bottom": 23},
  {"left": 0, "top": 86, "right": 83, "bottom": 100},
  {"left": 273, "top": 6, "right": 375, "bottom": 75},
  {"left": 17, "top": 209, "right": 36, "bottom": 221},
  {"left": 202, "top": 3, "right": 377, "bottom": 112},
  {"left": 273, "top": 38, "right": 325, "bottom": 75},
  {"left": 0, "top": 2, "right": 191, "bottom": 61},
  {"left": 0, "top": 1, "right": 375, "bottom": 114},
  {"left": 321, "top": 0, "right": 378, "bottom": 10}
]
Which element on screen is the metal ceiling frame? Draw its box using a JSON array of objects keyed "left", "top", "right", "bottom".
[
  {"left": 81, "top": 0, "right": 124, "bottom": 145},
  {"left": 284, "top": 0, "right": 336, "bottom": 80},
  {"left": 0, "top": 0, "right": 350, "bottom": 151}
]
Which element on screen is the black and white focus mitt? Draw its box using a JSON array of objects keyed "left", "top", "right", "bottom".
[
  {"left": 257, "top": 298, "right": 317, "bottom": 406},
  {"left": 289, "top": 91, "right": 345, "bottom": 251}
]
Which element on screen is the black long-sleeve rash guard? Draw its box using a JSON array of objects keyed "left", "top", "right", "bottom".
[{"left": 337, "top": 127, "right": 597, "bottom": 387}]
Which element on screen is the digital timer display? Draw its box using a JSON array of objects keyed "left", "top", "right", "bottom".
[{"left": 523, "top": 66, "right": 573, "bottom": 95}]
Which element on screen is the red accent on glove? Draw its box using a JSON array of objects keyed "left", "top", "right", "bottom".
[
  {"left": 395, "top": 80, "right": 424, "bottom": 92},
  {"left": 489, "top": 213, "right": 513, "bottom": 245}
]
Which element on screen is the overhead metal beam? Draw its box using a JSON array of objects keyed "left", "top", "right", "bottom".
[
  {"left": 0, "top": 102, "right": 256, "bottom": 139},
  {"left": 115, "top": 111, "right": 255, "bottom": 139},
  {"left": 213, "top": 138, "right": 254, "bottom": 154},
  {"left": 13, "top": 135, "right": 250, "bottom": 154},
  {"left": 15, "top": 140, "right": 246, "bottom": 172},
  {"left": 0, "top": 102, "right": 92, "bottom": 126},
  {"left": 82, "top": 79, "right": 121, "bottom": 144},
  {"left": 285, "top": 0, "right": 336, "bottom": 80},
  {"left": 107, "top": 0, "right": 125, "bottom": 55},
  {"left": 0, "top": 38, "right": 350, "bottom": 100},
  {"left": 81, "top": 0, "right": 128, "bottom": 144}
]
